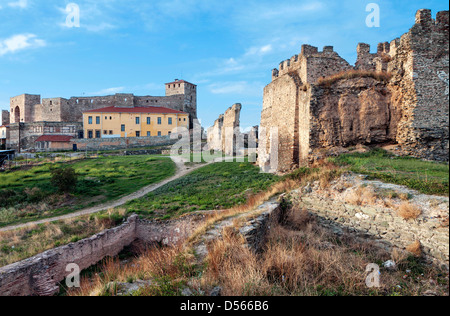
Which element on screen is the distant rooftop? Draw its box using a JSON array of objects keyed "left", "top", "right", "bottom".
[{"left": 35, "top": 135, "right": 73, "bottom": 142}]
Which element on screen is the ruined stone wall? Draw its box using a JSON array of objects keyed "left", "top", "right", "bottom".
[
  {"left": 260, "top": 75, "right": 303, "bottom": 172},
  {"left": 0, "top": 216, "right": 138, "bottom": 296},
  {"left": 393, "top": 9, "right": 449, "bottom": 161},
  {"left": 295, "top": 193, "right": 449, "bottom": 266},
  {"left": 9, "top": 122, "right": 82, "bottom": 152},
  {"left": 1, "top": 111, "right": 9, "bottom": 126},
  {"left": 136, "top": 214, "right": 208, "bottom": 246},
  {"left": 73, "top": 135, "right": 176, "bottom": 151},
  {"left": 207, "top": 115, "right": 223, "bottom": 151},
  {"left": 0, "top": 214, "right": 208, "bottom": 296},
  {"left": 260, "top": 9, "right": 449, "bottom": 173},
  {"left": 206, "top": 104, "right": 242, "bottom": 156},
  {"left": 309, "top": 78, "right": 394, "bottom": 150},
  {"left": 222, "top": 104, "right": 242, "bottom": 156}
]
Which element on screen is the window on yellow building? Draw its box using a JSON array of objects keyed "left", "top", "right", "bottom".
[
  {"left": 158, "top": 117, "right": 162, "bottom": 125},
  {"left": 168, "top": 118, "right": 173, "bottom": 125},
  {"left": 121, "top": 125, "right": 125, "bottom": 132},
  {"left": 88, "top": 116, "right": 93, "bottom": 124},
  {"left": 136, "top": 117, "right": 140, "bottom": 125},
  {"left": 96, "top": 117, "right": 100, "bottom": 124},
  {"left": 147, "top": 117, "right": 151, "bottom": 125}
]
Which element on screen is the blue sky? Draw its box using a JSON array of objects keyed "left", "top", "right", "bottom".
[{"left": 0, "top": 0, "right": 448, "bottom": 129}]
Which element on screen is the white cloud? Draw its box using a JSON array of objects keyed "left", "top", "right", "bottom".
[
  {"left": 0, "top": 33, "right": 46, "bottom": 57},
  {"left": 7, "top": 0, "right": 28, "bottom": 9}
]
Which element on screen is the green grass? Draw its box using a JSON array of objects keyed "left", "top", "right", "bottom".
[
  {"left": 330, "top": 149, "right": 449, "bottom": 196},
  {"left": 123, "top": 161, "right": 279, "bottom": 220},
  {"left": 0, "top": 155, "right": 176, "bottom": 227}
]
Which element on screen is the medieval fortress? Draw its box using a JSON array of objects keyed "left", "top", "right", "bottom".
[
  {"left": 256, "top": 9, "right": 449, "bottom": 173},
  {"left": 7, "top": 80, "right": 197, "bottom": 151}
]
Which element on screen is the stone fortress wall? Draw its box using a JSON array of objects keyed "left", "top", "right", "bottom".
[
  {"left": 259, "top": 9, "right": 449, "bottom": 173},
  {"left": 8, "top": 80, "right": 197, "bottom": 151},
  {"left": 1, "top": 111, "right": 9, "bottom": 126}
]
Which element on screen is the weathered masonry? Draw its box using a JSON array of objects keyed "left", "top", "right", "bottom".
[
  {"left": 9, "top": 80, "right": 197, "bottom": 151},
  {"left": 0, "top": 214, "right": 207, "bottom": 296},
  {"left": 207, "top": 103, "right": 242, "bottom": 156},
  {"left": 259, "top": 9, "right": 449, "bottom": 173}
]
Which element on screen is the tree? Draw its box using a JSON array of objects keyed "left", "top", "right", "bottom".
[{"left": 51, "top": 166, "right": 78, "bottom": 193}]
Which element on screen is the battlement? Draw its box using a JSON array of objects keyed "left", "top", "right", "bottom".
[
  {"left": 272, "top": 44, "right": 347, "bottom": 83},
  {"left": 413, "top": 9, "right": 450, "bottom": 30},
  {"left": 262, "top": 8, "right": 449, "bottom": 173},
  {"left": 271, "top": 9, "right": 449, "bottom": 82}
]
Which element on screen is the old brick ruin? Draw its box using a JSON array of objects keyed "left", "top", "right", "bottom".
[
  {"left": 259, "top": 9, "right": 449, "bottom": 173},
  {"left": 207, "top": 103, "right": 243, "bottom": 156},
  {"left": 1, "top": 111, "right": 9, "bottom": 126},
  {"left": 0, "top": 214, "right": 207, "bottom": 296},
  {"left": 8, "top": 80, "right": 197, "bottom": 151}
]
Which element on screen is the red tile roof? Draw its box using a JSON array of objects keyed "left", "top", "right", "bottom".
[
  {"left": 36, "top": 135, "right": 73, "bottom": 142},
  {"left": 83, "top": 106, "right": 188, "bottom": 114}
]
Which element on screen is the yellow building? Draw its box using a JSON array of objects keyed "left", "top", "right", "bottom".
[{"left": 82, "top": 106, "right": 189, "bottom": 139}]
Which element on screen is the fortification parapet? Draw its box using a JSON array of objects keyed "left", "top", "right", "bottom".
[
  {"left": 273, "top": 44, "right": 350, "bottom": 83},
  {"left": 415, "top": 9, "right": 433, "bottom": 26},
  {"left": 261, "top": 8, "right": 449, "bottom": 173}
]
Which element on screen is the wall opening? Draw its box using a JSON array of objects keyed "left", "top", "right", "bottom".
[{"left": 14, "top": 106, "right": 20, "bottom": 123}]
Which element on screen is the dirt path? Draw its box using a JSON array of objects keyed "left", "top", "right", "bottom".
[{"left": 0, "top": 156, "right": 213, "bottom": 233}]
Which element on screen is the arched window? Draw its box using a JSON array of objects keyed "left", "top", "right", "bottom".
[{"left": 14, "top": 106, "right": 20, "bottom": 123}]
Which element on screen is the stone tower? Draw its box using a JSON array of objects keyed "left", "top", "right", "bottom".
[{"left": 165, "top": 79, "right": 197, "bottom": 127}]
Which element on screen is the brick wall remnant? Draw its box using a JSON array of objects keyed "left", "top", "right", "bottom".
[
  {"left": 0, "top": 213, "right": 208, "bottom": 296},
  {"left": 207, "top": 104, "right": 243, "bottom": 156},
  {"left": 1, "top": 111, "right": 9, "bottom": 126}
]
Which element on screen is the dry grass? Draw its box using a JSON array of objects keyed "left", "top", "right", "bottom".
[
  {"left": 203, "top": 206, "right": 389, "bottom": 296},
  {"left": 67, "top": 197, "right": 448, "bottom": 297},
  {"left": 68, "top": 244, "right": 193, "bottom": 296},
  {"left": 187, "top": 179, "right": 299, "bottom": 245},
  {"left": 201, "top": 206, "right": 448, "bottom": 296},
  {"left": 317, "top": 70, "right": 392, "bottom": 87},
  {"left": 406, "top": 241, "right": 422, "bottom": 257},
  {"left": 397, "top": 202, "right": 422, "bottom": 220},
  {"left": 0, "top": 208, "right": 127, "bottom": 267},
  {"left": 345, "top": 186, "right": 379, "bottom": 206}
]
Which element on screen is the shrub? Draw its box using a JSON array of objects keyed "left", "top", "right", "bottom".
[
  {"left": 317, "top": 70, "right": 392, "bottom": 87},
  {"left": 51, "top": 167, "right": 78, "bottom": 193},
  {"left": 397, "top": 202, "right": 422, "bottom": 220}
]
